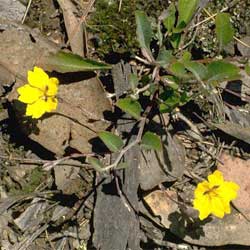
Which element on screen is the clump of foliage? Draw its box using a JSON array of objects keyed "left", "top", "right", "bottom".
[{"left": 88, "top": 0, "right": 244, "bottom": 220}]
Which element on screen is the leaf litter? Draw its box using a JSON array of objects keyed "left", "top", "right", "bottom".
[{"left": 1, "top": 0, "right": 250, "bottom": 249}]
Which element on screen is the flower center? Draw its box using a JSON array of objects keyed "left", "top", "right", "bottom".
[{"left": 204, "top": 185, "right": 220, "bottom": 198}]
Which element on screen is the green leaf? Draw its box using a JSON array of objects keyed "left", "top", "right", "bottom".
[
  {"left": 159, "top": 88, "right": 190, "bottom": 113},
  {"left": 170, "top": 33, "right": 181, "bottom": 48},
  {"left": 170, "top": 61, "right": 187, "bottom": 78},
  {"left": 181, "top": 51, "right": 192, "bottom": 62},
  {"left": 163, "top": 3, "right": 176, "bottom": 33},
  {"left": 99, "top": 131, "right": 124, "bottom": 152},
  {"left": 177, "top": 0, "right": 199, "bottom": 29},
  {"left": 183, "top": 61, "right": 208, "bottom": 80},
  {"left": 206, "top": 61, "right": 240, "bottom": 82},
  {"left": 215, "top": 13, "right": 234, "bottom": 51},
  {"left": 87, "top": 157, "right": 104, "bottom": 172},
  {"left": 116, "top": 97, "right": 142, "bottom": 120},
  {"left": 43, "top": 51, "right": 111, "bottom": 73},
  {"left": 141, "top": 132, "right": 162, "bottom": 151},
  {"left": 129, "top": 74, "right": 139, "bottom": 90},
  {"left": 156, "top": 49, "right": 174, "bottom": 67},
  {"left": 161, "top": 76, "right": 179, "bottom": 90},
  {"left": 246, "top": 63, "right": 250, "bottom": 76},
  {"left": 135, "top": 11, "right": 154, "bottom": 60}
]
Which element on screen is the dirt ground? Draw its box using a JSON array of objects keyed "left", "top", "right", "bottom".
[{"left": 1, "top": 0, "right": 250, "bottom": 250}]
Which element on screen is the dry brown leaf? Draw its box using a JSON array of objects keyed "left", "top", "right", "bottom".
[{"left": 57, "top": 0, "right": 84, "bottom": 56}]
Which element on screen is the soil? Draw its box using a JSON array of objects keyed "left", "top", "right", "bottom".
[{"left": 1, "top": 0, "right": 250, "bottom": 250}]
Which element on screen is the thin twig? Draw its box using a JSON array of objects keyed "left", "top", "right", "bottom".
[
  {"left": 114, "top": 173, "right": 131, "bottom": 212},
  {"left": 134, "top": 55, "right": 151, "bottom": 65},
  {"left": 189, "top": 7, "right": 228, "bottom": 29},
  {"left": 100, "top": 116, "right": 147, "bottom": 172},
  {"left": 22, "top": 0, "right": 33, "bottom": 24},
  {"left": 0, "top": 153, "right": 91, "bottom": 170},
  {"left": 118, "top": 0, "right": 122, "bottom": 12},
  {"left": 175, "top": 111, "right": 203, "bottom": 141}
]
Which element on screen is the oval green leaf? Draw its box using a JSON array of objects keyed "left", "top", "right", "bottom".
[
  {"left": 43, "top": 51, "right": 111, "bottom": 73},
  {"left": 170, "top": 61, "right": 188, "bottom": 78},
  {"left": 215, "top": 13, "right": 234, "bottom": 51},
  {"left": 99, "top": 131, "right": 124, "bottom": 153},
  {"left": 135, "top": 10, "right": 154, "bottom": 61},
  {"left": 156, "top": 49, "right": 174, "bottom": 67},
  {"left": 177, "top": 0, "right": 199, "bottom": 29},
  {"left": 141, "top": 132, "right": 162, "bottom": 151},
  {"left": 87, "top": 157, "right": 104, "bottom": 172},
  {"left": 183, "top": 61, "right": 208, "bottom": 80},
  {"left": 116, "top": 97, "right": 142, "bottom": 120},
  {"left": 206, "top": 60, "right": 240, "bottom": 82},
  {"left": 163, "top": 3, "right": 176, "bottom": 33}
]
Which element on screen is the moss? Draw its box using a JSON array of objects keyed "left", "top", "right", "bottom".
[
  {"left": 88, "top": 0, "right": 170, "bottom": 57},
  {"left": 22, "top": 168, "right": 44, "bottom": 193},
  {"left": 9, "top": 167, "right": 45, "bottom": 195}
]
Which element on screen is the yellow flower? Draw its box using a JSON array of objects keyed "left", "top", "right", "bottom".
[
  {"left": 193, "top": 170, "right": 239, "bottom": 220},
  {"left": 17, "top": 67, "right": 59, "bottom": 119}
]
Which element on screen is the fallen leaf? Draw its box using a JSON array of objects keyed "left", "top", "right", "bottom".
[
  {"left": 57, "top": 0, "right": 84, "bottom": 56},
  {"left": 213, "top": 121, "right": 250, "bottom": 145}
]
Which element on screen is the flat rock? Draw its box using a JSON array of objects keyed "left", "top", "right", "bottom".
[
  {"left": 218, "top": 153, "right": 250, "bottom": 220},
  {"left": 139, "top": 134, "right": 185, "bottom": 190},
  {"left": 143, "top": 189, "right": 250, "bottom": 246},
  {"left": 0, "top": 0, "right": 25, "bottom": 22}
]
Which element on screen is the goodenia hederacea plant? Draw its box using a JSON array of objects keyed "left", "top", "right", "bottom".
[{"left": 17, "top": 66, "right": 59, "bottom": 119}]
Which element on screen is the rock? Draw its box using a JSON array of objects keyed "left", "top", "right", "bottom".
[
  {"left": 237, "top": 36, "right": 250, "bottom": 57},
  {"left": 15, "top": 77, "right": 111, "bottom": 155},
  {"left": 218, "top": 153, "right": 250, "bottom": 220},
  {"left": 143, "top": 190, "right": 179, "bottom": 228},
  {"left": 0, "top": 0, "right": 26, "bottom": 22},
  {"left": 139, "top": 134, "right": 185, "bottom": 190},
  {"left": 170, "top": 211, "right": 250, "bottom": 246},
  {"left": 54, "top": 159, "right": 85, "bottom": 195}
]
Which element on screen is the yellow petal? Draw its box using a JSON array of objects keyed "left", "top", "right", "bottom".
[
  {"left": 28, "top": 67, "right": 49, "bottom": 90},
  {"left": 17, "top": 84, "right": 43, "bottom": 104},
  {"left": 193, "top": 195, "right": 211, "bottom": 220},
  {"left": 50, "top": 77, "right": 59, "bottom": 86},
  {"left": 194, "top": 181, "right": 210, "bottom": 198},
  {"left": 45, "top": 97, "right": 58, "bottom": 112},
  {"left": 47, "top": 78, "right": 59, "bottom": 96},
  {"left": 222, "top": 200, "right": 231, "bottom": 214},
  {"left": 211, "top": 196, "right": 225, "bottom": 218},
  {"left": 208, "top": 170, "right": 224, "bottom": 187},
  {"left": 26, "top": 99, "right": 47, "bottom": 118},
  {"left": 217, "top": 181, "right": 239, "bottom": 201}
]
